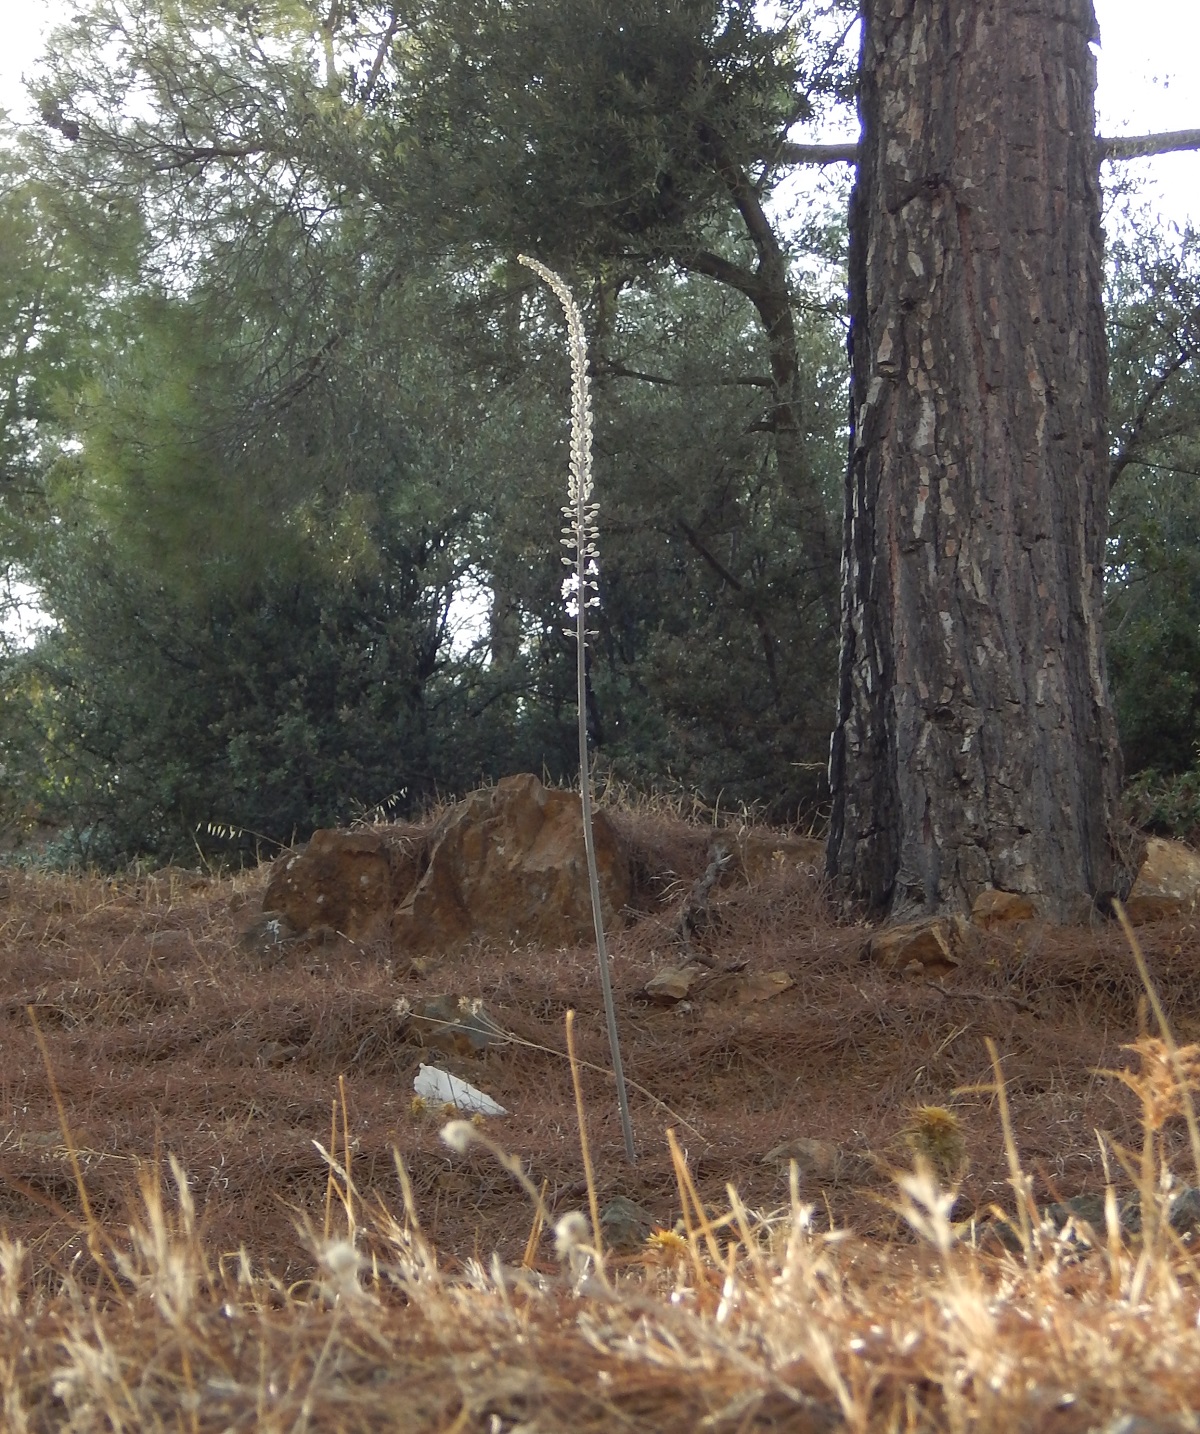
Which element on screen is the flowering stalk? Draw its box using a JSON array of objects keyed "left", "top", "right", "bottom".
[{"left": 518, "top": 254, "right": 636, "bottom": 1164}]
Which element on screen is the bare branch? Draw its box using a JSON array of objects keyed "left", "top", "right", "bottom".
[
  {"left": 1100, "top": 129, "right": 1200, "bottom": 161},
  {"left": 595, "top": 360, "right": 772, "bottom": 390},
  {"left": 671, "top": 248, "right": 766, "bottom": 301},
  {"left": 777, "top": 129, "right": 1200, "bottom": 168},
  {"left": 152, "top": 142, "right": 267, "bottom": 171},
  {"left": 362, "top": 6, "right": 401, "bottom": 103},
  {"left": 777, "top": 141, "right": 860, "bottom": 166}
]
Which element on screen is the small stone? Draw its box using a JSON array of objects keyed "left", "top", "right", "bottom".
[
  {"left": 866, "top": 915, "right": 972, "bottom": 976},
  {"left": 735, "top": 970, "right": 794, "bottom": 1003},
  {"left": 1125, "top": 837, "right": 1200, "bottom": 924},
  {"left": 970, "top": 888, "right": 1038, "bottom": 929},
  {"left": 644, "top": 964, "right": 705, "bottom": 1003},
  {"left": 600, "top": 1197, "right": 656, "bottom": 1251},
  {"left": 761, "top": 1137, "right": 845, "bottom": 1183}
]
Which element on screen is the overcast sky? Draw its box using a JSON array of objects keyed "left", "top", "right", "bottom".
[{"left": 1, "top": 0, "right": 1197, "bottom": 228}]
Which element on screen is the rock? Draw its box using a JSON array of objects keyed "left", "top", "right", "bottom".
[
  {"left": 865, "top": 915, "right": 973, "bottom": 977},
  {"left": 403, "top": 994, "right": 505, "bottom": 1056},
  {"left": 991, "top": 1185, "right": 1200, "bottom": 1251},
  {"left": 643, "top": 964, "right": 706, "bottom": 1004},
  {"left": 1041, "top": 1191, "right": 1108, "bottom": 1235},
  {"left": 970, "top": 888, "right": 1039, "bottom": 929},
  {"left": 732, "top": 970, "right": 794, "bottom": 1003},
  {"left": 392, "top": 773, "right": 631, "bottom": 955},
  {"left": 699, "top": 966, "right": 793, "bottom": 1003},
  {"left": 1125, "top": 837, "right": 1200, "bottom": 924},
  {"left": 735, "top": 832, "right": 826, "bottom": 884},
  {"left": 600, "top": 1196, "right": 657, "bottom": 1252},
  {"left": 259, "top": 774, "right": 630, "bottom": 956},
  {"left": 263, "top": 829, "right": 422, "bottom": 941},
  {"left": 1110, "top": 1184, "right": 1200, "bottom": 1238},
  {"left": 762, "top": 1136, "right": 846, "bottom": 1183},
  {"left": 644, "top": 963, "right": 793, "bottom": 1006}
]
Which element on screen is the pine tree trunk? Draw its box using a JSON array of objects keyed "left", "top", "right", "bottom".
[{"left": 828, "top": 0, "right": 1135, "bottom": 920}]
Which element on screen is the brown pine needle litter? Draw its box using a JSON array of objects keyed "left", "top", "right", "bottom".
[{"left": 2, "top": 829, "right": 1200, "bottom": 1427}]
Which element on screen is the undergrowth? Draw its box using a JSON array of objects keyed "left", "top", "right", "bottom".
[
  {"left": 2, "top": 1022, "right": 1199, "bottom": 1432},
  {"left": 2, "top": 815, "right": 1200, "bottom": 1428},
  {"left": 1124, "top": 765, "right": 1200, "bottom": 848}
]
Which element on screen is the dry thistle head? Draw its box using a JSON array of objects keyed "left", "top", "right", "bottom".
[
  {"left": 1106, "top": 1038, "right": 1200, "bottom": 1131},
  {"left": 901, "top": 1105, "right": 968, "bottom": 1182},
  {"left": 553, "top": 1210, "right": 591, "bottom": 1262},
  {"left": 440, "top": 1119, "right": 476, "bottom": 1155},
  {"left": 318, "top": 1239, "right": 365, "bottom": 1303}
]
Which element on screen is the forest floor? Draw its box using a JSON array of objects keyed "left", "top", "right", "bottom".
[{"left": 1, "top": 801, "right": 1199, "bottom": 1430}]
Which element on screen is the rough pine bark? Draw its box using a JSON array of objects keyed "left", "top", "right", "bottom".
[{"left": 828, "top": 0, "right": 1135, "bottom": 920}]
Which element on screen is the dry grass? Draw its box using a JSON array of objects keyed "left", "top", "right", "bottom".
[{"left": 1, "top": 807, "right": 1200, "bottom": 1428}]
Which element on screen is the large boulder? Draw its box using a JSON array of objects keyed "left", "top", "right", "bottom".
[
  {"left": 262, "top": 828, "right": 423, "bottom": 941},
  {"left": 260, "top": 774, "right": 631, "bottom": 956},
  {"left": 393, "top": 772, "right": 631, "bottom": 954}
]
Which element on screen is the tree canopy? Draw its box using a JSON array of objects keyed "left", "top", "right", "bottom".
[{"left": 0, "top": 0, "right": 1197, "bottom": 873}]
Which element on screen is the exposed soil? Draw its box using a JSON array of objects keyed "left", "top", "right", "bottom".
[{"left": 1, "top": 803, "right": 1196, "bottom": 1286}]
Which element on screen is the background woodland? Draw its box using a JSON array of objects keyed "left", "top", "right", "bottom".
[{"left": 1, "top": 0, "right": 1198, "bottom": 867}]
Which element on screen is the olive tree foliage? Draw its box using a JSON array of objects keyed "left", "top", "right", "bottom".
[
  {"left": 0, "top": 0, "right": 858, "bottom": 859},
  {"left": 0, "top": 1, "right": 490, "bottom": 857},
  {"left": 4, "top": 265, "right": 490, "bottom": 862},
  {"left": 0, "top": 137, "right": 143, "bottom": 583},
  {"left": 1105, "top": 212, "right": 1200, "bottom": 783}
]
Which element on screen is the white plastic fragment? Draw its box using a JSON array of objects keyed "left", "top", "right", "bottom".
[{"left": 413, "top": 1063, "right": 507, "bottom": 1116}]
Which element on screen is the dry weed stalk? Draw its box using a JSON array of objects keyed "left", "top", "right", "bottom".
[{"left": 1113, "top": 897, "right": 1200, "bottom": 1185}]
